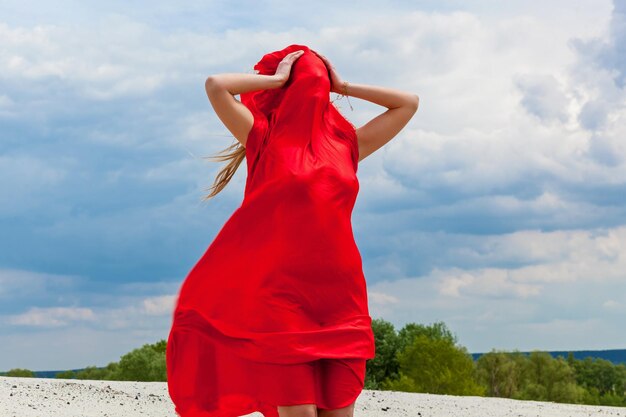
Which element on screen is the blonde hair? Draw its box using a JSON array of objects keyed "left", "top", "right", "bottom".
[{"left": 201, "top": 139, "right": 246, "bottom": 201}]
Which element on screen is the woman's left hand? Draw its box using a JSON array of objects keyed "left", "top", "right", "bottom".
[{"left": 311, "top": 50, "right": 345, "bottom": 94}]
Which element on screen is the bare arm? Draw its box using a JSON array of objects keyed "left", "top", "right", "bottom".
[
  {"left": 346, "top": 82, "right": 419, "bottom": 161},
  {"left": 204, "top": 50, "right": 305, "bottom": 147},
  {"left": 205, "top": 74, "right": 281, "bottom": 146},
  {"left": 313, "top": 51, "right": 419, "bottom": 161}
]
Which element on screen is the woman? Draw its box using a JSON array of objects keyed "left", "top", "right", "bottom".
[{"left": 166, "top": 44, "right": 419, "bottom": 417}]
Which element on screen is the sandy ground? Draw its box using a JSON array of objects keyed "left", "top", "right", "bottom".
[{"left": 2, "top": 376, "right": 625, "bottom": 417}]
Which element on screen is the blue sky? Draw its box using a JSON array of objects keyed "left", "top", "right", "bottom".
[{"left": 1, "top": 0, "right": 625, "bottom": 371}]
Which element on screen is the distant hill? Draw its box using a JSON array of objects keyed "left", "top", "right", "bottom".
[
  {"left": 471, "top": 348, "right": 626, "bottom": 365},
  {"left": 36, "top": 369, "right": 91, "bottom": 378},
  {"left": 0, "top": 368, "right": 94, "bottom": 379}
]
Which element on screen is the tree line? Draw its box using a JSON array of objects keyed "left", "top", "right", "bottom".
[
  {"left": 2, "top": 319, "right": 624, "bottom": 407},
  {"left": 365, "top": 318, "right": 625, "bottom": 407},
  {"left": 1, "top": 340, "right": 167, "bottom": 382}
]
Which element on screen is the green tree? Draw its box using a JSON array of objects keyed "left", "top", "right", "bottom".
[
  {"left": 75, "top": 365, "right": 112, "bottom": 380},
  {"left": 366, "top": 318, "right": 401, "bottom": 390},
  {"left": 397, "top": 321, "right": 457, "bottom": 352},
  {"left": 572, "top": 357, "right": 626, "bottom": 406},
  {"left": 103, "top": 361, "right": 120, "bottom": 380},
  {"left": 383, "top": 333, "right": 485, "bottom": 396},
  {"left": 475, "top": 349, "right": 523, "bottom": 397},
  {"left": 109, "top": 340, "right": 167, "bottom": 382},
  {"left": 152, "top": 339, "right": 167, "bottom": 354},
  {"left": 5, "top": 368, "right": 35, "bottom": 377},
  {"left": 55, "top": 370, "right": 76, "bottom": 379},
  {"left": 574, "top": 357, "right": 625, "bottom": 397},
  {"left": 366, "top": 320, "right": 458, "bottom": 391},
  {"left": 516, "top": 351, "right": 585, "bottom": 404}
]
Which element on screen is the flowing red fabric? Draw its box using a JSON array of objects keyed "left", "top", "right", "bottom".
[{"left": 166, "top": 44, "right": 376, "bottom": 417}]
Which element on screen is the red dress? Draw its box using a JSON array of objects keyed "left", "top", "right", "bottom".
[{"left": 166, "top": 44, "right": 376, "bottom": 417}]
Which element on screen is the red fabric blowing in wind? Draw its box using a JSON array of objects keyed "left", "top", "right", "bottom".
[{"left": 166, "top": 43, "right": 375, "bottom": 417}]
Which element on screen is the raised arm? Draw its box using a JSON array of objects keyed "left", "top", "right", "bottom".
[
  {"left": 313, "top": 51, "right": 419, "bottom": 161},
  {"left": 205, "top": 50, "right": 305, "bottom": 147},
  {"left": 347, "top": 82, "right": 419, "bottom": 161}
]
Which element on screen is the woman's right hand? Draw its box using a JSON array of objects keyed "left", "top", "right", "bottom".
[{"left": 273, "top": 50, "right": 305, "bottom": 86}]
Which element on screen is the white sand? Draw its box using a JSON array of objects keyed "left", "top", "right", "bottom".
[{"left": 2, "top": 376, "right": 625, "bottom": 417}]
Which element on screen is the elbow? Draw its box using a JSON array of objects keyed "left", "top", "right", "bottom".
[
  {"left": 204, "top": 75, "right": 222, "bottom": 94},
  {"left": 391, "top": 94, "right": 419, "bottom": 112},
  {"left": 397, "top": 93, "right": 419, "bottom": 112},
  {"left": 409, "top": 94, "right": 419, "bottom": 112}
]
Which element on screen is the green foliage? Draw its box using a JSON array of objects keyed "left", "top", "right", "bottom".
[
  {"left": 75, "top": 365, "right": 113, "bottom": 380},
  {"left": 573, "top": 357, "right": 626, "bottom": 396},
  {"left": 108, "top": 340, "right": 167, "bottom": 382},
  {"left": 367, "top": 319, "right": 462, "bottom": 390},
  {"left": 366, "top": 318, "right": 401, "bottom": 390},
  {"left": 515, "top": 351, "right": 585, "bottom": 404},
  {"left": 370, "top": 320, "right": 625, "bottom": 408},
  {"left": 369, "top": 320, "right": 484, "bottom": 396},
  {"left": 7, "top": 319, "right": 624, "bottom": 410},
  {"left": 474, "top": 349, "right": 626, "bottom": 407},
  {"left": 55, "top": 370, "right": 76, "bottom": 379},
  {"left": 5, "top": 368, "right": 35, "bottom": 377},
  {"left": 475, "top": 349, "right": 525, "bottom": 397},
  {"left": 572, "top": 357, "right": 626, "bottom": 406},
  {"left": 397, "top": 321, "right": 457, "bottom": 351},
  {"left": 151, "top": 339, "right": 167, "bottom": 355},
  {"left": 598, "top": 392, "right": 626, "bottom": 407},
  {"left": 384, "top": 333, "right": 484, "bottom": 396},
  {"left": 567, "top": 351, "right": 575, "bottom": 367}
]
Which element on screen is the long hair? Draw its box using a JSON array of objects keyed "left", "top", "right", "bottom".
[{"left": 201, "top": 139, "right": 246, "bottom": 201}]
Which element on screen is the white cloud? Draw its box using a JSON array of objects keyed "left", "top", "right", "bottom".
[
  {"left": 436, "top": 268, "right": 542, "bottom": 299},
  {"left": 602, "top": 299, "right": 621, "bottom": 310},
  {"left": 445, "top": 268, "right": 542, "bottom": 298},
  {"left": 1, "top": 0, "right": 625, "bottom": 368},
  {"left": 3, "top": 292, "right": 177, "bottom": 329},
  {"left": 142, "top": 294, "right": 177, "bottom": 316},
  {"left": 369, "top": 291, "right": 399, "bottom": 306},
  {"left": 367, "top": 224, "right": 626, "bottom": 351},
  {"left": 65, "top": 293, "right": 177, "bottom": 331},
  {"left": 5, "top": 307, "right": 95, "bottom": 327}
]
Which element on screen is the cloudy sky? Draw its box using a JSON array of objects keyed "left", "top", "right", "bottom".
[{"left": 1, "top": 0, "right": 625, "bottom": 372}]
